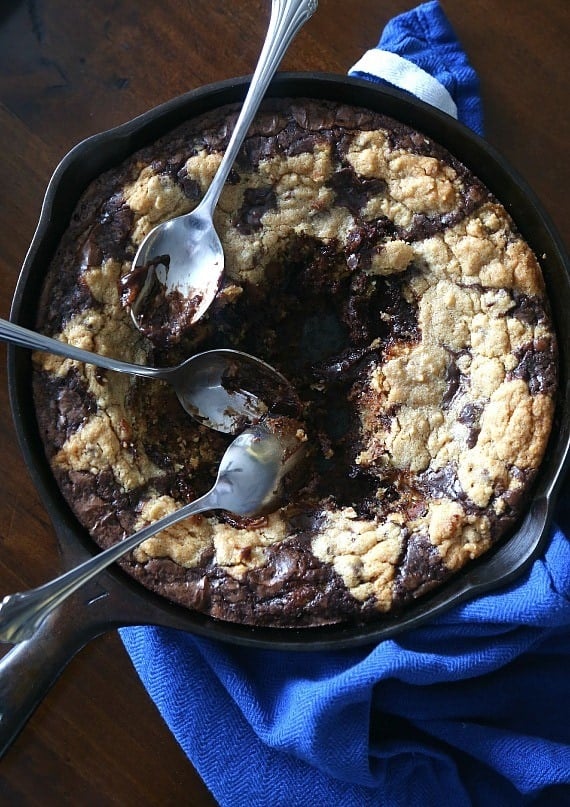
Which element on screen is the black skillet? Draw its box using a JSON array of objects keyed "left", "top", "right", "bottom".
[{"left": 2, "top": 73, "right": 570, "bottom": 756}]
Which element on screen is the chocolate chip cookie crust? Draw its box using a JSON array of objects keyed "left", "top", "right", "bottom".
[{"left": 32, "top": 98, "right": 557, "bottom": 627}]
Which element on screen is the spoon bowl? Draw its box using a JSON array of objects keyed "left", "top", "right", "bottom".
[
  {"left": 126, "top": 0, "right": 318, "bottom": 344},
  {"left": 0, "top": 318, "right": 292, "bottom": 433},
  {"left": 0, "top": 422, "right": 307, "bottom": 644},
  {"left": 128, "top": 207, "right": 223, "bottom": 342}
]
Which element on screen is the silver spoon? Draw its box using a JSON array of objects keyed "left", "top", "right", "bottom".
[
  {"left": 0, "top": 318, "right": 292, "bottom": 433},
  {"left": 127, "top": 0, "right": 318, "bottom": 343},
  {"left": 0, "top": 422, "right": 306, "bottom": 644}
]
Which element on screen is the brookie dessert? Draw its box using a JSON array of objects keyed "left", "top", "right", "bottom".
[{"left": 32, "top": 98, "right": 558, "bottom": 627}]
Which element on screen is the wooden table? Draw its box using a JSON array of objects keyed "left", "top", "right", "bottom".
[{"left": 0, "top": 1, "right": 568, "bottom": 802}]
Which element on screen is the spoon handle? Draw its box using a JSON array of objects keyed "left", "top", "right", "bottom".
[
  {"left": 200, "top": 0, "right": 318, "bottom": 217},
  {"left": 0, "top": 490, "right": 217, "bottom": 645},
  {"left": 0, "top": 317, "right": 160, "bottom": 379}
]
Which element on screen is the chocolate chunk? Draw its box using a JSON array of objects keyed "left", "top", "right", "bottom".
[
  {"left": 345, "top": 219, "right": 398, "bottom": 270},
  {"left": 155, "top": 155, "right": 203, "bottom": 200},
  {"left": 240, "top": 135, "right": 277, "bottom": 168},
  {"left": 510, "top": 337, "right": 557, "bottom": 396},
  {"left": 286, "top": 133, "right": 323, "bottom": 157},
  {"left": 418, "top": 464, "right": 465, "bottom": 501},
  {"left": 458, "top": 402, "right": 483, "bottom": 448},
  {"left": 327, "top": 166, "right": 387, "bottom": 216},
  {"left": 233, "top": 186, "right": 278, "bottom": 234},
  {"left": 393, "top": 532, "right": 448, "bottom": 602},
  {"left": 91, "top": 192, "right": 134, "bottom": 262},
  {"left": 176, "top": 169, "right": 201, "bottom": 200},
  {"left": 291, "top": 103, "right": 337, "bottom": 131},
  {"left": 80, "top": 237, "right": 103, "bottom": 268},
  {"left": 33, "top": 368, "right": 97, "bottom": 452},
  {"left": 510, "top": 292, "right": 549, "bottom": 326},
  {"left": 442, "top": 358, "right": 461, "bottom": 407}
]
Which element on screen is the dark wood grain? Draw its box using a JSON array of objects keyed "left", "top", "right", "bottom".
[{"left": 0, "top": 0, "right": 568, "bottom": 802}]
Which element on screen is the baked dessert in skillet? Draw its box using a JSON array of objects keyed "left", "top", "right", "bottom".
[{"left": 32, "top": 98, "right": 557, "bottom": 627}]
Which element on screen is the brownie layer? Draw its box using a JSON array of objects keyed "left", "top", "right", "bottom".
[{"left": 32, "top": 98, "right": 557, "bottom": 627}]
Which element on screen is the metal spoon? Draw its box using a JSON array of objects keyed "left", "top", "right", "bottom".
[
  {"left": 127, "top": 0, "right": 318, "bottom": 343},
  {"left": 0, "top": 318, "right": 291, "bottom": 433},
  {"left": 0, "top": 422, "right": 306, "bottom": 644}
]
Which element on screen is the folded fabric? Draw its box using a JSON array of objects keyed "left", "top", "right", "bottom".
[
  {"left": 121, "top": 3, "right": 570, "bottom": 804},
  {"left": 122, "top": 526, "right": 570, "bottom": 806},
  {"left": 349, "top": 0, "right": 483, "bottom": 135}
]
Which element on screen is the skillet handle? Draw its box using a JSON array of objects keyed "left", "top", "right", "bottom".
[{"left": 0, "top": 587, "right": 110, "bottom": 758}]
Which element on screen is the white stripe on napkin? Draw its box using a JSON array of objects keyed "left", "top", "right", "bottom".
[{"left": 349, "top": 49, "right": 458, "bottom": 120}]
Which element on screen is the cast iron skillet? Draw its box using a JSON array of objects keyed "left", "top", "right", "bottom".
[{"left": 2, "top": 73, "right": 569, "bottom": 755}]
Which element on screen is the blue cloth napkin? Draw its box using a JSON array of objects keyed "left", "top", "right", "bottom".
[
  {"left": 349, "top": 0, "right": 483, "bottom": 134},
  {"left": 121, "top": 3, "right": 570, "bottom": 804}
]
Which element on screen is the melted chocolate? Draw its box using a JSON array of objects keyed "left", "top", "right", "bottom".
[
  {"left": 33, "top": 369, "right": 97, "bottom": 452},
  {"left": 150, "top": 156, "right": 203, "bottom": 201},
  {"left": 199, "top": 231, "right": 422, "bottom": 520},
  {"left": 510, "top": 337, "right": 557, "bottom": 396},
  {"left": 120, "top": 255, "right": 205, "bottom": 347},
  {"left": 458, "top": 402, "right": 484, "bottom": 448},
  {"left": 129, "top": 533, "right": 369, "bottom": 627},
  {"left": 393, "top": 532, "right": 448, "bottom": 602},
  {"left": 442, "top": 358, "right": 462, "bottom": 407},
  {"left": 327, "top": 166, "right": 387, "bottom": 216},
  {"left": 233, "top": 186, "right": 278, "bottom": 234},
  {"left": 418, "top": 464, "right": 466, "bottom": 501},
  {"left": 510, "top": 291, "right": 549, "bottom": 326},
  {"left": 91, "top": 192, "right": 134, "bottom": 262}
]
